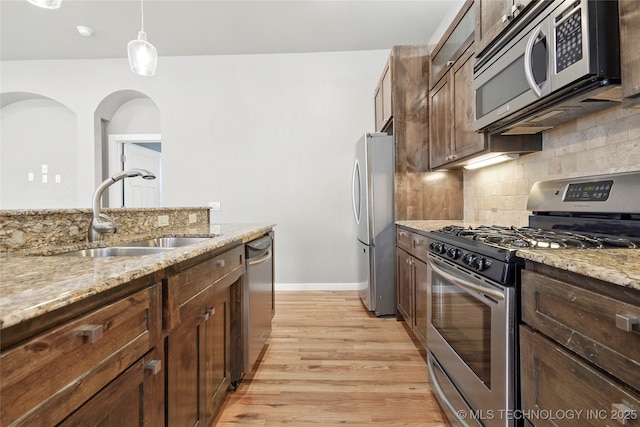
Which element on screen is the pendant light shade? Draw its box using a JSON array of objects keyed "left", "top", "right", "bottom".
[
  {"left": 128, "top": 0, "right": 157, "bottom": 76},
  {"left": 27, "top": 0, "right": 61, "bottom": 9},
  {"left": 128, "top": 31, "right": 157, "bottom": 76}
]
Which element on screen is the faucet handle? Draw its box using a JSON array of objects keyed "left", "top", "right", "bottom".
[{"left": 95, "top": 213, "right": 118, "bottom": 234}]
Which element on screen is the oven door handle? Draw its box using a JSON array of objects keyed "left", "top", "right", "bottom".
[{"left": 429, "top": 255, "right": 505, "bottom": 301}]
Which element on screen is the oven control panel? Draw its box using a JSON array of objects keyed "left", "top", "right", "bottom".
[
  {"left": 429, "top": 241, "right": 493, "bottom": 271},
  {"left": 564, "top": 179, "right": 613, "bottom": 202}
]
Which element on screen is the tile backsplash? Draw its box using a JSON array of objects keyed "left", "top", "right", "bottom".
[{"left": 464, "top": 105, "right": 640, "bottom": 226}]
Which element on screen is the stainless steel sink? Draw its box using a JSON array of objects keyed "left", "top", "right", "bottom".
[
  {"left": 119, "top": 237, "right": 212, "bottom": 248},
  {"left": 58, "top": 247, "right": 174, "bottom": 257}
]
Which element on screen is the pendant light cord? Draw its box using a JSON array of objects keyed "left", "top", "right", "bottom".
[{"left": 140, "top": 0, "right": 145, "bottom": 32}]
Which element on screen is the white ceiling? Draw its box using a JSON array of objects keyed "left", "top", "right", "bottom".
[{"left": 0, "top": 0, "right": 462, "bottom": 61}]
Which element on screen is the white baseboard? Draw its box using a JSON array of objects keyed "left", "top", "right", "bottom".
[{"left": 275, "top": 282, "right": 361, "bottom": 291}]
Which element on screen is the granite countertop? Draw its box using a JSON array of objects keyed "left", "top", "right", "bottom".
[
  {"left": 0, "top": 223, "right": 275, "bottom": 330},
  {"left": 396, "top": 220, "right": 640, "bottom": 292}
]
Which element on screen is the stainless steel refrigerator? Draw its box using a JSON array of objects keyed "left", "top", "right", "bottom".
[{"left": 351, "top": 132, "right": 395, "bottom": 316}]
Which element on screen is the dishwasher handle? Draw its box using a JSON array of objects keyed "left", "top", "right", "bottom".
[{"left": 247, "top": 249, "right": 272, "bottom": 266}]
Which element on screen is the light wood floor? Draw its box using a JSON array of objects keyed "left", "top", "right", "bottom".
[{"left": 214, "top": 291, "right": 449, "bottom": 426}]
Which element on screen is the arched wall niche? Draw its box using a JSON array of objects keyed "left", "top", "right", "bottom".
[
  {"left": 0, "top": 92, "right": 78, "bottom": 209},
  {"left": 95, "top": 90, "right": 161, "bottom": 207}
]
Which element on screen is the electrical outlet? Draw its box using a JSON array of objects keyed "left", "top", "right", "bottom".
[
  {"left": 41, "top": 164, "right": 48, "bottom": 174},
  {"left": 158, "top": 215, "right": 169, "bottom": 227},
  {"left": 42, "top": 174, "right": 48, "bottom": 184},
  {"left": 55, "top": 174, "right": 61, "bottom": 183},
  {"left": 189, "top": 213, "right": 197, "bottom": 223},
  {"left": 28, "top": 173, "right": 34, "bottom": 182},
  {"left": 209, "top": 201, "right": 221, "bottom": 212}
]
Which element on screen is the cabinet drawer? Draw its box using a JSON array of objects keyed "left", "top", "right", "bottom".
[
  {"left": 1, "top": 285, "right": 161, "bottom": 426},
  {"left": 521, "top": 270, "right": 640, "bottom": 391},
  {"left": 521, "top": 326, "right": 640, "bottom": 427},
  {"left": 397, "top": 228, "right": 412, "bottom": 252},
  {"left": 165, "top": 245, "right": 244, "bottom": 329},
  {"left": 411, "top": 233, "right": 429, "bottom": 263}
]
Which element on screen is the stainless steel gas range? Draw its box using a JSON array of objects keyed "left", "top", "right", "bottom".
[{"left": 425, "top": 171, "right": 640, "bottom": 427}]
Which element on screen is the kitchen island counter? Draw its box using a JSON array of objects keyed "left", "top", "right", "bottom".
[{"left": 0, "top": 223, "right": 275, "bottom": 331}]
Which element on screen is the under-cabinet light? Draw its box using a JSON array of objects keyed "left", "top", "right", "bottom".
[
  {"left": 464, "top": 154, "right": 520, "bottom": 170},
  {"left": 26, "top": 0, "right": 61, "bottom": 9}
]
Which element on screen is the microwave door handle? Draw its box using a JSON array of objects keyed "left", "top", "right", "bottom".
[{"left": 524, "top": 25, "right": 544, "bottom": 98}]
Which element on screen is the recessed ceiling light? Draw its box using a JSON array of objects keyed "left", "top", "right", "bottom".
[{"left": 77, "top": 26, "right": 94, "bottom": 37}]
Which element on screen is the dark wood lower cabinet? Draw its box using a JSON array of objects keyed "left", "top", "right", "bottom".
[
  {"left": 165, "top": 273, "right": 238, "bottom": 427},
  {"left": 520, "top": 261, "right": 640, "bottom": 427},
  {"left": 396, "top": 226, "right": 429, "bottom": 349},
  {"left": 60, "top": 346, "right": 164, "bottom": 427}
]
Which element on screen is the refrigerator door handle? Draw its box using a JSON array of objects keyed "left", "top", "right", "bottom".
[{"left": 351, "top": 159, "right": 361, "bottom": 225}]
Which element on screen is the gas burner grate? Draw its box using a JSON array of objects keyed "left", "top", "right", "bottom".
[{"left": 435, "top": 225, "right": 638, "bottom": 249}]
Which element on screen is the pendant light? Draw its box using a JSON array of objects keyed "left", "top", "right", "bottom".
[
  {"left": 26, "top": 0, "right": 61, "bottom": 9},
  {"left": 127, "top": 0, "right": 157, "bottom": 76}
]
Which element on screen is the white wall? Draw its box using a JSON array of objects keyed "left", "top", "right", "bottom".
[
  {"left": 0, "top": 98, "right": 78, "bottom": 209},
  {"left": 0, "top": 50, "right": 390, "bottom": 288}
]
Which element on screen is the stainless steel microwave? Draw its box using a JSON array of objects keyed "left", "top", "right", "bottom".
[{"left": 473, "top": 0, "right": 621, "bottom": 135}]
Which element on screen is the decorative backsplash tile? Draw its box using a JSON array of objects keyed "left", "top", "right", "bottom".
[
  {"left": 464, "top": 105, "right": 640, "bottom": 226},
  {"left": 0, "top": 207, "right": 210, "bottom": 253}
]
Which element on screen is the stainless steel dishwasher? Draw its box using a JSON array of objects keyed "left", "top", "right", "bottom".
[{"left": 243, "top": 232, "right": 274, "bottom": 374}]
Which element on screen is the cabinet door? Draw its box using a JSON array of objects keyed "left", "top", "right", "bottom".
[
  {"left": 475, "top": 0, "right": 536, "bottom": 55},
  {"left": 167, "top": 312, "right": 206, "bottom": 427},
  {"left": 412, "top": 258, "right": 429, "bottom": 348},
  {"left": 59, "top": 347, "right": 164, "bottom": 427},
  {"left": 205, "top": 288, "right": 231, "bottom": 420},
  {"left": 475, "top": 0, "right": 510, "bottom": 53},
  {"left": 429, "top": 75, "right": 452, "bottom": 169},
  {"left": 451, "top": 47, "right": 486, "bottom": 161},
  {"left": 396, "top": 247, "right": 413, "bottom": 323},
  {"left": 520, "top": 326, "right": 640, "bottom": 427},
  {"left": 381, "top": 65, "right": 392, "bottom": 127},
  {"left": 374, "top": 85, "right": 384, "bottom": 131},
  {"left": 620, "top": 0, "right": 640, "bottom": 106}
]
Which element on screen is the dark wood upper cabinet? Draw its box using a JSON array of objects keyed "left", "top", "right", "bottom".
[
  {"left": 474, "top": 0, "right": 537, "bottom": 57},
  {"left": 620, "top": 0, "right": 640, "bottom": 108}
]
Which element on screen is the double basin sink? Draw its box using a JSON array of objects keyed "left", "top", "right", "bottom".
[{"left": 59, "top": 237, "right": 213, "bottom": 257}]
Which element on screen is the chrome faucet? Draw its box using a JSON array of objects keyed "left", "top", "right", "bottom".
[{"left": 88, "top": 168, "right": 156, "bottom": 242}]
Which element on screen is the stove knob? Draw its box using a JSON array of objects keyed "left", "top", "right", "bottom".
[
  {"left": 463, "top": 254, "right": 475, "bottom": 266},
  {"left": 474, "top": 257, "right": 487, "bottom": 271},
  {"left": 438, "top": 244, "right": 447, "bottom": 254},
  {"left": 446, "top": 248, "right": 460, "bottom": 259}
]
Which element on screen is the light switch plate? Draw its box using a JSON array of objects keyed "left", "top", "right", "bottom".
[{"left": 209, "top": 201, "right": 221, "bottom": 212}]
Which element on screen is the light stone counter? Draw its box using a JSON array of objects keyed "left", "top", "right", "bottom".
[
  {"left": 0, "top": 223, "right": 275, "bottom": 330},
  {"left": 516, "top": 249, "right": 640, "bottom": 291},
  {"left": 395, "top": 220, "right": 483, "bottom": 233},
  {"left": 396, "top": 220, "right": 640, "bottom": 292}
]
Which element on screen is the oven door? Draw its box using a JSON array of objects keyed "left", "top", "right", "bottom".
[{"left": 427, "top": 253, "right": 516, "bottom": 427}]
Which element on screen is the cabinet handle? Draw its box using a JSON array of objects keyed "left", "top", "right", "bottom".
[
  {"left": 80, "top": 324, "right": 103, "bottom": 344},
  {"left": 198, "top": 307, "right": 216, "bottom": 321},
  {"left": 399, "top": 231, "right": 407, "bottom": 237},
  {"left": 511, "top": 3, "right": 521, "bottom": 14},
  {"left": 215, "top": 259, "right": 225, "bottom": 268},
  {"left": 144, "top": 360, "right": 162, "bottom": 375},
  {"left": 611, "top": 403, "right": 636, "bottom": 425},
  {"left": 446, "top": 60, "right": 454, "bottom": 67},
  {"left": 501, "top": 13, "right": 512, "bottom": 23},
  {"left": 615, "top": 314, "right": 639, "bottom": 332}
]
